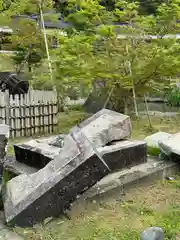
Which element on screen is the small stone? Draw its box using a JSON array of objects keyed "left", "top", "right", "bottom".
[{"left": 141, "top": 227, "right": 164, "bottom": 240}]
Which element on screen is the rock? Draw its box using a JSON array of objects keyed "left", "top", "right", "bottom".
[
  {"left": 159, "top": 132, "right": 180, "bottom": 159},
  {"left": 145, "top": 132, "right": 172, "bottom": 149},
  {"left": 99, "top": 139, "right": 147, "bottom": 171},
  {"left": 79, "top": 108, "right": 132, "bottom": 148},
  {"left": 3, "top": 127, "right": 110, "bottom": 227},
  {"left": 140, "top": 227, "right": 164, "bottom": 240}
]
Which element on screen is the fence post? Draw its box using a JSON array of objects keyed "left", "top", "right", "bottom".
[{"left": 5, "top": 90, "right": 10, "bottom": 126}]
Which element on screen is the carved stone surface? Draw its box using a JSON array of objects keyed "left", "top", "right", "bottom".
[{"left": 145, "top": 132, "right": 172, "bottom": 149}]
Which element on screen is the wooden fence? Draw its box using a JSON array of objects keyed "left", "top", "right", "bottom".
[{"left": 0, "top": 90, "right": 58, "bottom": 138}]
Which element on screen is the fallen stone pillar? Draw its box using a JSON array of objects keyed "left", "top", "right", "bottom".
[{"left": 3, "top": 128, "right": 110, "bottom": 227}]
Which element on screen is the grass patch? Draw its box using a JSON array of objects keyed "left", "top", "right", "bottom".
[
  {"left": 15, "top": 178, "right": 180, "bottom": 240},
  {"left": 131, "top": 115, "right": 180, "bottom": 139},
  {"left": 147, "top": 146, "right": 161, "bottom": 157}
]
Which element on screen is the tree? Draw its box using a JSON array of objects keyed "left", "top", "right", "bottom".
[
  {"left": 54, "top": 0, "right": 180, "bottom": 113},
  {"left": 10, "top": 18, "right": 46, "bottom": 73},
  {"left": 0, "top": 0, "right": 56, "bottom": 80}
]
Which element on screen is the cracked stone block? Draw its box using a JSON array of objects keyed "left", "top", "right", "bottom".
[
  {"left": 3, "top": 127, "right": 110, "bottom": 227},
  {"left": 99, "top": 140, "right": 147, "bottom": 171},
  {"left": 79, "top": 108, "right": 132, "bottom": 148}
]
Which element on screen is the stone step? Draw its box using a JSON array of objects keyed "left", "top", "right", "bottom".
[{"left": 4, "top": 156, "right": 38, "bottom": 177}]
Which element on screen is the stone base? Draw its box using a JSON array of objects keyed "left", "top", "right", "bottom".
[
  {"left": 14, "top": 144, "right": 52, "bottom": 169},
  {"left": 100, "top": 140, "right": 147, "bottom": 171}
]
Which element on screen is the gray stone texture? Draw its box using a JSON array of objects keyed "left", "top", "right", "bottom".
[
  {"left": 140, "top": 227, "right": 164, "bottom": 240},
  {"left": 14, "top": 135, "right": 63, "bottom": 169},
  {"left": 14, "top": 109, "right": 132, "bottom": 169},
  {"left": 4, "top": 127, "right": 110, "bottom": 227},
  {"left": 159, "top": 132, "right": 180, "bottom": 159},
  {"left": 99, "top": 140, "right": 147, "bottom": 171},
  {"left": 145, "top": 132, "right": 172, "bottom": 149},
  {"left": 79, "top": 109, "right": 132, "bottom": 148},
  {"left": 3, "top": 109, "right": 132, "bottom": 227}
]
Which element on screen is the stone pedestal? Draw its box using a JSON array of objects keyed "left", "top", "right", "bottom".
[{"left": 99, "top": 140, "right": 147, "bottom": 171}]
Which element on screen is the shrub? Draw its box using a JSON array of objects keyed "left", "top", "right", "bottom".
[{"left": 166, "top": 87, "right": 180, "bottom": 106}]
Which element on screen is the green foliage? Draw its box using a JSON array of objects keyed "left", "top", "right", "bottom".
[
  {"left": 2, "top": 0, "right": 180, "bottom": 103},
  {"left": 166, "top": 87, "right": 180, "bottom": 106},
  {"left": 10, "top": 15, "right": 50, "bottom": 73}
]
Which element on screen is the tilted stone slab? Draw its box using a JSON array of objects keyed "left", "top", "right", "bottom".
[
  {"left": 98, "top": 140, "right": 147, "bottom": 171},
  {"left": 4, "top": 128, "right": 110, "bottom": 227}
]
